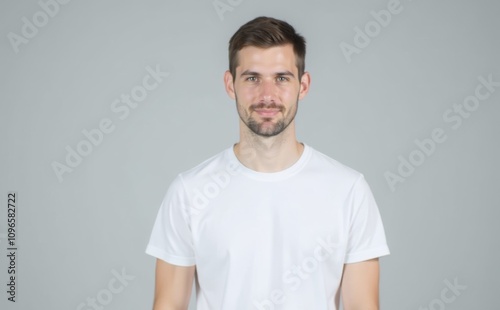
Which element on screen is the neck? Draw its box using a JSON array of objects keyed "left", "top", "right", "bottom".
[{"left": 234, "top": 121, "right": 304, "bottom": 172}]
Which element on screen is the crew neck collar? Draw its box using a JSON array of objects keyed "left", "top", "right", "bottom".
[{"left": 226, "top": 143, "right": 312, "bottom": 182}]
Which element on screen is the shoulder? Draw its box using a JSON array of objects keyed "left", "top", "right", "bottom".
[
  {"left": 176, "top": 147, "right": 233, "bottom": 187},
  {"left": 159, "top": 147, "right": 231, "bottom": 206},
  {"left": 306, "top": 144, "right": 364, "bottom": 185}
]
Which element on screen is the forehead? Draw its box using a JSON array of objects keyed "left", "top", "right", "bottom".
[{"left": 236, "top": 44, "right": 297, "bottom": 75}]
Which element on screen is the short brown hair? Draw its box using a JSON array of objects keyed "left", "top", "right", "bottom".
[{"left": 228, "top": 16, "right": 306, "bottom": 80}]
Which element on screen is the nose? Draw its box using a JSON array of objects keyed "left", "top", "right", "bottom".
[{"left": 259, "top": 79, "right": 277, "bottom": 103}]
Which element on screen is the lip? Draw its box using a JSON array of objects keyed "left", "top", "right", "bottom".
[{"left": 254, "top": 108, "right": 280, "bottom": 117}]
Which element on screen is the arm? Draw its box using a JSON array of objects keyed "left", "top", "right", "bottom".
[
  {"left": 340, "top": 258, "right": 380, "bottom": 310},
  {"left": 153, "top": 259, "right": 196, "bottom": 310}
]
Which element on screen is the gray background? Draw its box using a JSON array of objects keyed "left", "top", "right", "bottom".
[{"left": 1, "top": 0, "right": 499, "bottom": 309}]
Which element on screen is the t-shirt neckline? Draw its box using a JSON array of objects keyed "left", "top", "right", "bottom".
[{"left": 226, "top": 143, "right": 312, "bottom": 182}]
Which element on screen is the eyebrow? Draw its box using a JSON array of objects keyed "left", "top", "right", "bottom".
[{"left": 240, "top": 70, "right": 295, "bottom": 78}]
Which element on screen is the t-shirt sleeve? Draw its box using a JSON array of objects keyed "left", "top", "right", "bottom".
[
  {"left": 344, "top": 174, "right": 390, "bottom": 264},
  {"left": 145, "top": 175, "right": 196, "bottom": 266}
]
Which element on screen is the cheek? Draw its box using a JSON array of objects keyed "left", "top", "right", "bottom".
[
  {"left": 237, "top": 86, "right": 258, "bottom": 101},
  {"left": 278, "top": 86, "right": 298, "bottom": 100}
]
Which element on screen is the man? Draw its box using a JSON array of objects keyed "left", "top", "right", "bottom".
[{"left": 146, "top": 16, "right": 390, "bottom": 310}]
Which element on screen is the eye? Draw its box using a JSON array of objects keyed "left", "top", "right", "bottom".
[
  {"left": 277, "top": 76, "right": 289, "bottom": 82},
  {"left": 246, "top": 76, "right": 257, "bottom": 82}
]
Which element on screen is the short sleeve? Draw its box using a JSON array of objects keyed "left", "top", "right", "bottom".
[
  {"left": 145, "top": 175, "right": 196, "bottom": 266},
  {"left": 344, "top": 175, "right": 390, "bottom": 263}
]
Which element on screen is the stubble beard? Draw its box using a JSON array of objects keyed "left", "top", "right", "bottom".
[{"left": 235, "top": 94, "right": 299, "bottom": 138}]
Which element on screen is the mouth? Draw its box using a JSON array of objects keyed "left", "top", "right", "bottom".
[
  {"left": 253, "top": 108, "right": 281, "bottom": 117},
  {"left": 255, "top": 109, "right": 280, "bottom": 117}
]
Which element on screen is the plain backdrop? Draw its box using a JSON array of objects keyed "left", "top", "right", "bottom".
[{"left": 1, "top": 0, "right": 499, "bottom": 309}]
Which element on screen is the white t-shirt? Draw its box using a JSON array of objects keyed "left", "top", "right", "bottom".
[{"left": 146, "top": 144, "right": 390, "bottom": 310}]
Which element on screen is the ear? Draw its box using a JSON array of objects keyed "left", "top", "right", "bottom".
[
  {"left": 298, "top": 71, "right": 311, "bottom": 100},
  {"left": 224, "top": 70, "right": 236, "bottom": 100}
]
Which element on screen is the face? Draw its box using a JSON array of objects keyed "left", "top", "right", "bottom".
[{"left": 225, "top": 44, "right": 310, "bottom": 137}]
